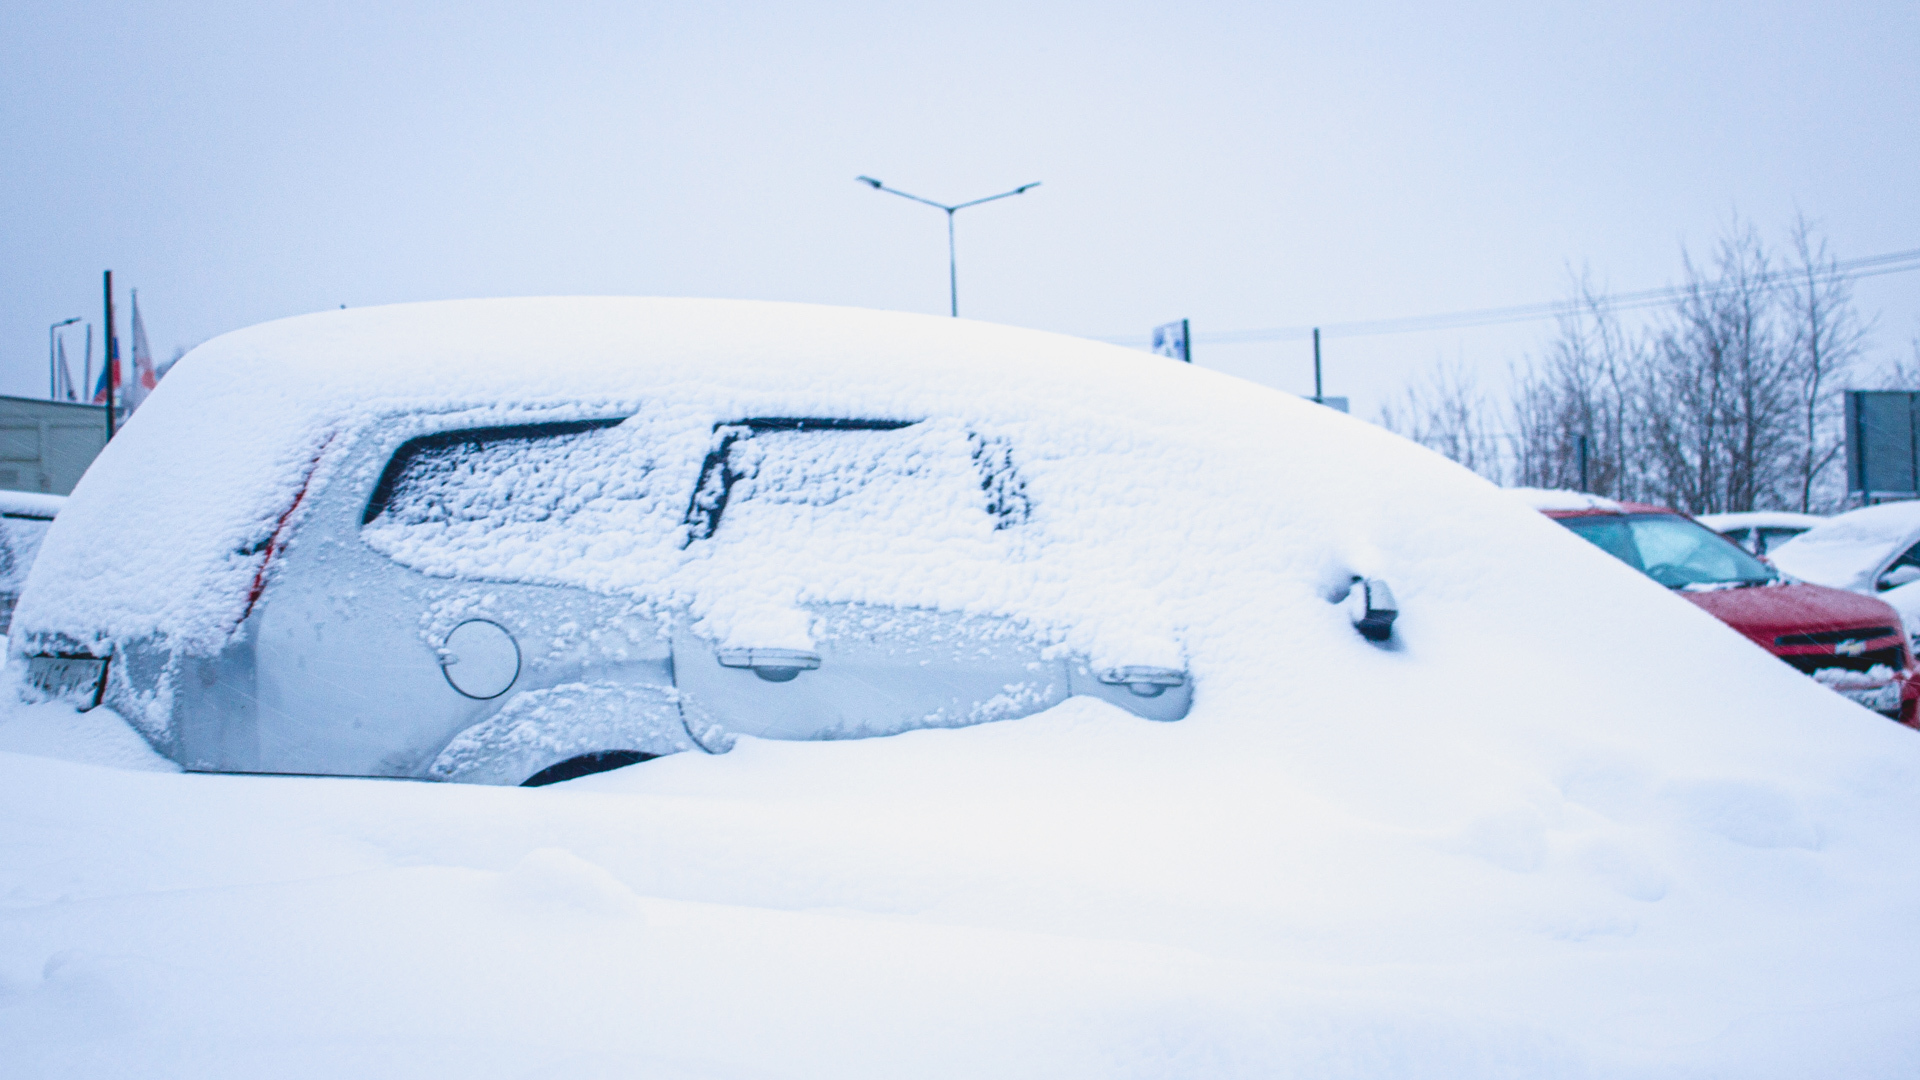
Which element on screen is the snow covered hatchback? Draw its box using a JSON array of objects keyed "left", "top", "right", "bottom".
[{"left": 2, "top": 299, "right": 1396, "bottom": 785}]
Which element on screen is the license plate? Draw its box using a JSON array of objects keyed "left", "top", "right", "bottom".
[
  {"left": 1837, "top": 682, "right": 1901, "bottom": 714},
  {"left": 26, "top": 656, "right": 107, "bottom": 708}
]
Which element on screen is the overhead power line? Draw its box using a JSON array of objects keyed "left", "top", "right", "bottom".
[{"left": 1097, "top": 246, "right": 1920, "bottom": 347}]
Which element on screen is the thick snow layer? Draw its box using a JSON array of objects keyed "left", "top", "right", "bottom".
[
  {"left": 0, "top": 491, "right": 64, "bottom": 519},
  {"left": 1771, "top": 501, "right": 1920, "bottom": 594},
  {"left": 7, "top": 300, "right": 1920, "bottom": 1076},
  {"left": 0, "top": 700, "right": 177, "bottom": 773},
  {"left": 1696, "top": 510, "right": 1826, "bottom": 533},
  {"left": 6, "top": 686, "right": 1920, "bottom": 1078},
  {"left": 1508, "top": 487, "right": 1624, "bottom": 512}
]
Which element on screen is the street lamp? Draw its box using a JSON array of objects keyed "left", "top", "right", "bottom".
[
  {"left": 856, "top": 176, "right": 1040, "bottom": 317},
  {"left": 48, "top": 317, "right": 80, "bottom": 398}
]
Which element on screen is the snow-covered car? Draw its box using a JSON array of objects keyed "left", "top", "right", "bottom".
[
  {"left": 1519, "top": 489, "right": 1918, "bottom": 725},
  {"left": 1770, "top": 501, "right": 1920, "bottom": 644},
  {"left": 0, "top": 490, "right": 62, "bottom": 635},
  {"left": 11, "top": 300, "right": 1420, "bottom": 786},
  {"left": 1696, "top": 509, "right": 1825, "bottom": 556}
]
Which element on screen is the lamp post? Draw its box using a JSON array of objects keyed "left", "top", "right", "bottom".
[
  {"left": 856, "top": 176, "right": 1040, "bottom": 317},
  {"left": 48, "top": 317, "right": 80, "bottom": 398}
]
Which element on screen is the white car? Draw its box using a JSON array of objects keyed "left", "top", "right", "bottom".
[
  {"left": 1696, "top": 509, "right": 1826, "bottom": 556},
  {"left": 0, "top": 490, "right": 63, "bottom": 634},
  {"left": 1770, "top": 501, "right": 1920, "bottom": 643},
  {"left": 12, "top": 299, "right": 1401, "bottom": 786}
]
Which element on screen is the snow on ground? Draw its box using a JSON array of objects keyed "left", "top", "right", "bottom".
[
  {"left": 7, "top": 648, "right": 1920, "bottom": 1077},
  {"left": 5, "top": 301, "right": 1920, "bottom": 1077}
]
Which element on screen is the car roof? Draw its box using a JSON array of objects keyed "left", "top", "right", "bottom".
[
  {"left": 1770, "top": 500, "right": 1920, "bottom": 591},
  {"left": 1508, "top": 488, "right": 1680, "bottom": 519},
  {"left": 1696, "top": 510, "right": 1826, "bottom": 532},
  {"left": 12, "top": 297, "right": 1372, "bottom": 656}
]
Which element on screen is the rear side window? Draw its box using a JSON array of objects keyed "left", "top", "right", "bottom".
[
  {"left": 363, "top": 420, "right": 629, "bottom": 529},
  {"left": 682, "top": 418, "right": 1030, "bottom": 549},
  {"left": 360, "top": 418, "right": 684, "bottom": 583}
]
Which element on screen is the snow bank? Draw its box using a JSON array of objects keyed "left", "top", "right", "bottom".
[
  {"left": 6, "top": 299, "right": 1920, "bottom": 1077},
  {"left": 0, "top": 701, "right": 177, "bottom": 772}
]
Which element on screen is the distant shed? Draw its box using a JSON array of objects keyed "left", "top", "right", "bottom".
[{"left": 0, "top": 396, "right": 109, "bottom": 496}]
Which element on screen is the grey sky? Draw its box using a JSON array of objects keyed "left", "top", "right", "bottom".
[{"left": 5, "top": 1, "right": 1915, "bottom": 417}]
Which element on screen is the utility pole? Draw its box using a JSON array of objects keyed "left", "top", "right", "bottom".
[
  {"left": 103, "top": 271, "right": 118, "bottom": 440},
  {"left": 1313, "top": 327, "right": 1323, "bottom": 402},
  {"left": 1578, "top": 434, "right": 1590, "bottom": 492},
  {"left": 48, "top": 317, "right": 80, "bottom": 398}
]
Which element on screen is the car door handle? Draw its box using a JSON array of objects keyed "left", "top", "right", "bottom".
[
  {"left": 1097, "top": 666, "right": 1187, "bottom": 698},
  {"left": 716, "top": 648, "right": 823, "bottom": 682}
]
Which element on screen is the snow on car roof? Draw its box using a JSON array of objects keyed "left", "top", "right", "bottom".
[
  {"left": 1505, "top": 487, "right": 1624, "bottom": 512},
  {"left": 1770, "top": 500, "right": 1920, "bottom": 591},
  {"left": 15, "top": 297, "right": 1433, "bottom": 667},
  {"left": 0, "top": 490, "right": 65, "bottom": 519},
  {"left": 1696, "top": 510, "right": 1826, "bottom": 532}
]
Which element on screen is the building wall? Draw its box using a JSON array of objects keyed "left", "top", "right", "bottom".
[{"left": 0, "top": 396, "right": 110, "bottom": 496}]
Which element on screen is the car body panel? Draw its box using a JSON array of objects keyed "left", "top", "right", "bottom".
[
  {"left": 1770, "top": 502, "right": 1920, "bottom": 594},
  {"left": 44, "top": 398, "right": 1194, "bottom": 784}
]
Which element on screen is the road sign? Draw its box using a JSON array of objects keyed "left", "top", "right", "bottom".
[
  {"left": 1846, "top": 390, "right": 1920, "bottom": 500},
  {"left": 1151, "top": 319, "right": 1190, "bottom": 363}
]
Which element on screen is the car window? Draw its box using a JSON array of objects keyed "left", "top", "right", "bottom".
[
  {"left": 1753, "top": 527, "right": 1805, "bottom": 555},
  {"left": 1888, "top": 541, "right": 1920, "bottom": 574},
  {"left": 1562, "top": 517, "right": 1641, "bottom": 568},
  {"left": 684, "top": 418, "right": 1029, "bottom": 546},
  {"left": 360, "top": 418, "right": 685, "bottom": 582},
  {"left": 0, "top": 516, "right": 51, "bottom": 586},
  {"left": 1560, "top": 514, "right": 1775, "bottom": 588}
]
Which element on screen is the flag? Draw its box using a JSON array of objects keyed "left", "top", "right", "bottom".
[
  {"left": 91, "top": 331, "right": 119, "bottom": 405},
  {"left": 55, "top": 336, "right": 77, "bottom": 401},
  {"left": 125, "top": 290, "right": 159, "bottom": 412}
]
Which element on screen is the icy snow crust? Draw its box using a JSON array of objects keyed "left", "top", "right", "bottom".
[{"left": 7, "top": 299, "right": 1920, "bottom": 1076}]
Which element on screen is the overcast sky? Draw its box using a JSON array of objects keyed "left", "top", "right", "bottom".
[{"left": 4, "top": 1, "right": 1915, "bottom": 417}]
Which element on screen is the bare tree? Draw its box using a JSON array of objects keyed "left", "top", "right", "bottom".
[
  {"left": 1380, "top": 216, "right": 1875, "bottom": 513},
  {"left": 1782, "top": 216, "right": 1865, "bottom": 511},
  {"left": 1376, "top": 358, "right": 1511, "bottom": 484},
  {"left": 1510, "top": 277, "right": 1646, "bottom": 497},
  {"left": 1644, "top": 221, "right": 1806, "bottom": 514}
]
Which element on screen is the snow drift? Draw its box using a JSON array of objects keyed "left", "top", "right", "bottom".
[{"left": 4, "top": 299, "right": 1920, "bottom": 1078}]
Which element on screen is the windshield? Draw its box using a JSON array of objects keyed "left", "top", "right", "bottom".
[{"left": 1559, "top": 513, "right": 1777, "bottom": 588}]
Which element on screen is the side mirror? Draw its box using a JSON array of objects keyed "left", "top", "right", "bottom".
[
  {"left": 1878, "top": 565, "right": 1920, "bottom": 591},
  {"left": 1347, "top": 577, "right": 1398, "bottom": 642}
]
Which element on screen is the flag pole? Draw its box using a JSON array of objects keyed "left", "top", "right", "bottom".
[{"left": 103, "top": 270, "right": 117, "bottom": 440}]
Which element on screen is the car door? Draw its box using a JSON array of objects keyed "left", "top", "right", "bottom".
[
  {"left": 231, "top": 414, "right": 692, "bottom": 779},
  {"left": 667, "top": 417, "right": 1077, "bottom": 741}
]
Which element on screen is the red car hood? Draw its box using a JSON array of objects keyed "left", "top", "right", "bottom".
[{"left": 1682, "top": 581, "right": 1903, "bottom": 648}]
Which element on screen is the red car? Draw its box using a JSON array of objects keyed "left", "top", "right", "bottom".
[{"left": 1534, "top": 494, "right": 1919, "bottom": 727}]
